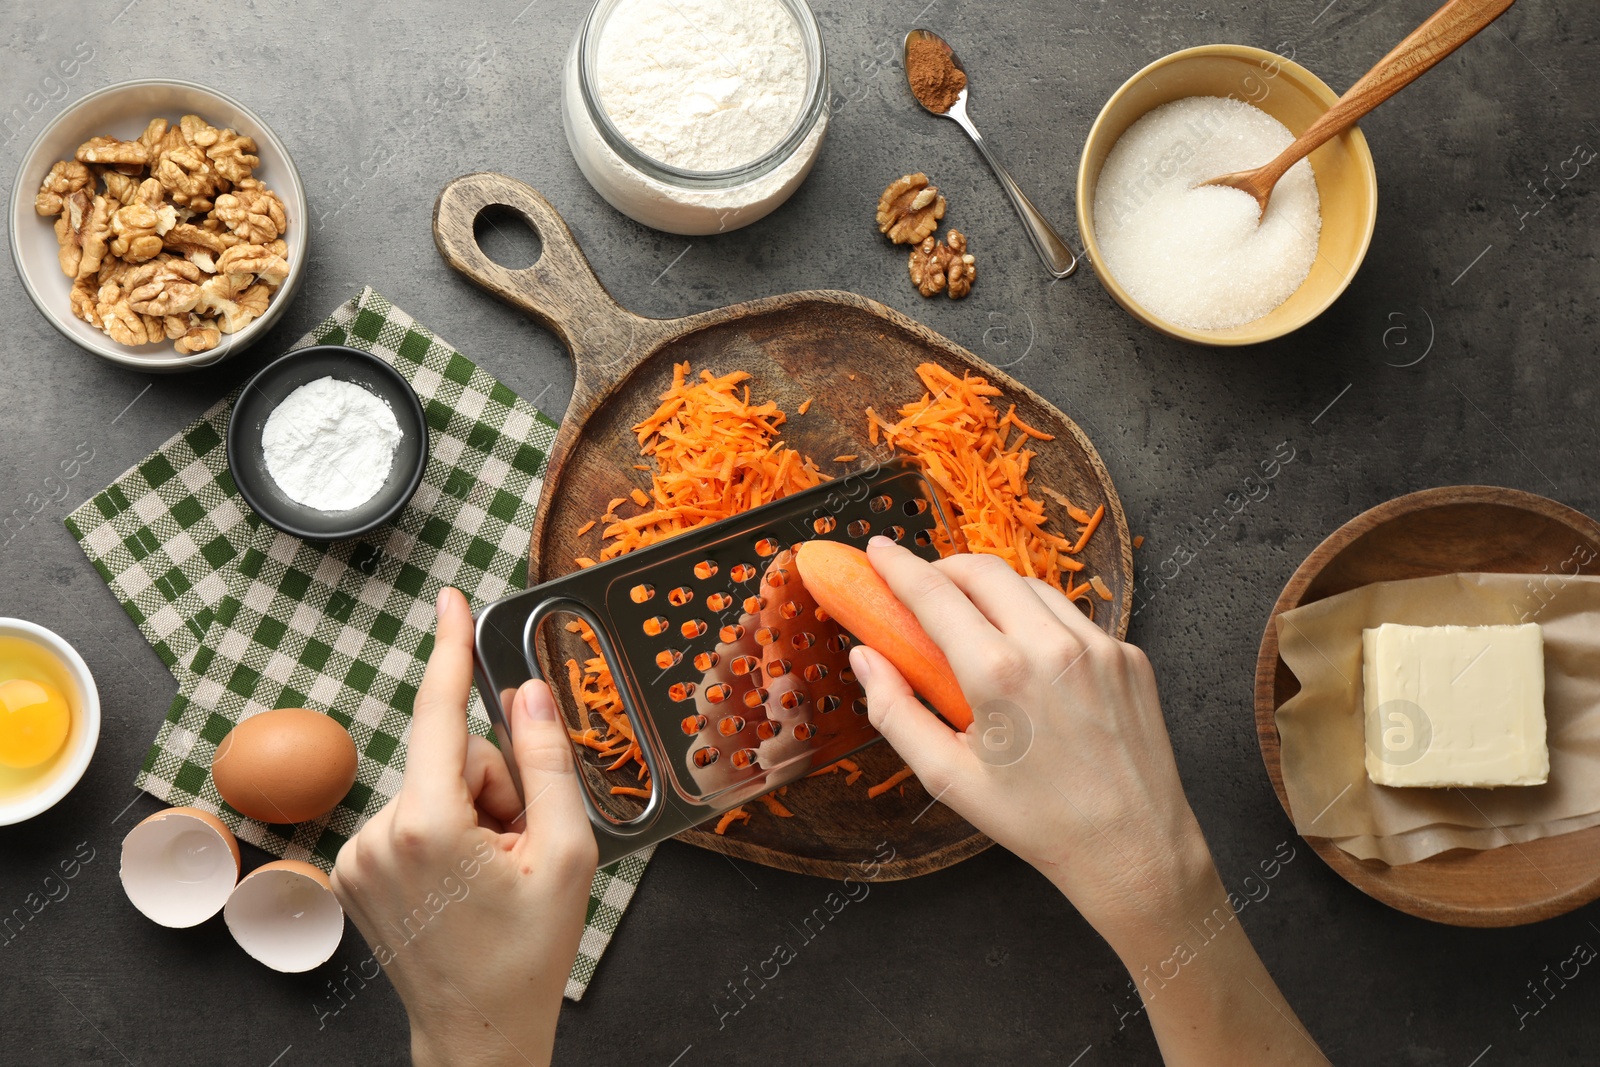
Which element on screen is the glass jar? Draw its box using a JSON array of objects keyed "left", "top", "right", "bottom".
[{"left": 561, "top": 0, "right": 830, "bottom": 236}]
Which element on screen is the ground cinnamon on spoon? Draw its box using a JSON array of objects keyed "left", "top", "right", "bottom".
[{"left": 906, "top": 35, "right": 967, "bottom": 113}]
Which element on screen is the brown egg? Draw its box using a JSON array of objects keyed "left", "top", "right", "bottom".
[{"left": 211, "top": 708, "right": 357, "bottom": 824}]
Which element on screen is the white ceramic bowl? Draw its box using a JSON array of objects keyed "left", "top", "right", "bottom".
[
  {"left": 0, "top": 618, "right": 101, "bottom": 825},
  {"left": 9, "top": 79, "right": 307, "bottom": 372}
]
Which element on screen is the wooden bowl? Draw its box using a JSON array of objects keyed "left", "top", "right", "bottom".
[
  {"left": 1076, "top": 45, "right": 1378, "bottom": 347},
  {"left": 1255, "top": 486, "right": 1600, "bottom": 926}
]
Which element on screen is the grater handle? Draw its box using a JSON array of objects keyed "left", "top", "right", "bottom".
[{"left": 520, "top": 597, "right": 665, "bottom": 835}]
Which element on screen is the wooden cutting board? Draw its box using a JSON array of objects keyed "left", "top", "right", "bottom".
[{"left": 434, "top": 173, "right": 1132, "bottom": 880}]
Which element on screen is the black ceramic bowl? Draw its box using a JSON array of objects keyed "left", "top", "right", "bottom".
[{"left": 227, "top": 345, "right": 428, "bottom": 541}]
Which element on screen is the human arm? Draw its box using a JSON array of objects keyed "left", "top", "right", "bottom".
[
  {"left": 850, "top": 538, "right": 1327, "bottom": 1066},
  {"left": 329, "top": 587, "right": 599, "bottom": 1067}
]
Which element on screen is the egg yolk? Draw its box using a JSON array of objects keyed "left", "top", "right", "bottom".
[{"left": 0, "top": 678, "right": 71, "bottom": 769}]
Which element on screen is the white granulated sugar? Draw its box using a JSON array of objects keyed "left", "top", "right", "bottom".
[
  {"left": 261, "top": 376, "right": 403, "bottom": 512},
  {"left": 596, "top": 0, "right": 808, "bottom": 171},
  {"left": 1093, "top": 96, "right": 1321, "bottom": 331}
]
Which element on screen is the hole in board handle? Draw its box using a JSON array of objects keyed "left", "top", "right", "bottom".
[{"left": 472, "top": 205, "right": 544, "bottom": 270}]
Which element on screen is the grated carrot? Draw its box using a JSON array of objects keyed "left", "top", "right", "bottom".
[
  {"left": 567, "top": 363, "right": 832, "bottom": 798},
  {"left": 869, "top": 364, "right": 1106, "bottom": 594},
  {"left": 845, "top": 769, "right": 863, "bottom": 786},
  {"left": 1133, "top": 535, "right": 1144, "bottom": 548},
  {"left": 1069, "top": 504, "right": 1105, "bottom": 554},
  {"left": 715, "top": 807, "right": 751, "bottom": 834},
  {"left": 586, "top": 363, "right": 829, "bottom": 566},
  {"left": 758, "top": 792, "right": 794, "bottom": 817},
  {"left": 867, "top": 765, "right": 916, "bottom": 798},
  {"left": 562, "top": 619, "right": 646, "bottom": 782},
  {"left": 834, "top": 454, "right": 858, "bottom": 463},
  {"left": 576, "top": 519, "right": 596, "bottom": 536},
  {"left": 610, "top": 786, "right": 651, "bottom": 798},
  {"left": 806, "top": 757, "right": 860, "bottom": 778},
  {"left": 798, "top": 398, "right": 813, "bottom": 415}
]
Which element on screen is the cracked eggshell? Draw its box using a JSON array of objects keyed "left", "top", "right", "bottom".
[
  {"left": 224, "top": 859, "right": 345, "bottom": 973},
  {"left": 120, "top": 806, "right": 241, "bottom": 928}
]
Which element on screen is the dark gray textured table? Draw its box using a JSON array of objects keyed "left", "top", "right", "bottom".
[{"left": 3, "top": 0, "right": 1595, "bottom": 1063}]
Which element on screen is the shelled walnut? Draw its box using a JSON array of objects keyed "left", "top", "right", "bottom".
[
  {"left": 875, "top": 173, "right": 976, "bottom": 300},
  {"left": 876, "top": 173, "right": 945, "bottom": 245},
  {"left": 36, "top": 112, "right": 289, "bottom": 353},
  {"left": 906, "top": 229, "right": 976, "bottom": 299},
  {"left": 908, "top": 236, "right": 952, "bottom": 297},
  {"left": 944, "top": 229, "right": 975, "bottom": 298}
]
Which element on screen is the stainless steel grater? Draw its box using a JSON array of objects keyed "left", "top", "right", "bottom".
[{"left": 472, "top": 463, "right": 954, "bottom": 866}]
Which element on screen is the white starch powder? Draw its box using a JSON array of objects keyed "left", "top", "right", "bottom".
[
  {"left": 595, "top": 0, "right": 808, "bottom": 171},
  {"left": 261, "top": 377, "right": 403, "bottom": 512},
  {"left": 1093, "top": 97, "right": 1322, "bottom": 331}
]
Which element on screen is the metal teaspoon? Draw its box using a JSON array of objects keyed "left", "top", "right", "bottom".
[{"left": 904, "top": 29, "right": 1078, "bottom": 279}]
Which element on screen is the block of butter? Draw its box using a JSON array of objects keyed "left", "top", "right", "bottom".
[{"left": 1362, "top": 623, "right": 1548, "bottom": 788}]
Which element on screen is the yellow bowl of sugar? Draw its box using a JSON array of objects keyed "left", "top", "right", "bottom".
[{"left": 1076, "top": 44, "right": 1378, "bottom": 347}]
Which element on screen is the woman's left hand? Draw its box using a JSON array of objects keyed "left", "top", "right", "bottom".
[{"left": 330, "top": 586, "right": 598, "bottom": 1067}]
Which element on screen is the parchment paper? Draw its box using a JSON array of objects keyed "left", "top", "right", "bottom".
[{"left": 1275, "top": 572, "right": 1600, "bottom": 865}]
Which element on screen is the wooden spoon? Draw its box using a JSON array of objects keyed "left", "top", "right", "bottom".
[{"left": 1203, "top": 0, "right": 1515, "bottom": 216}]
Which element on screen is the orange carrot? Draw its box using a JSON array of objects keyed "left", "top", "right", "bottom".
[
  {"left": 794, "top": 540, "right": 973, "bottom": 731},
  {"left": 834, "top": 454, "right": 858, "bottom": 463},
  {"left": 715, "top": 807, "right": 751, "bottom": 834},
  {"left": 576, "top": 519, "right": 597, "bottom": 536},
  {"left": 868, "top": 765, "right": 916, "bottom": 798},
  {"left": 798, "top": 398, "right": 813, "bottom": 414},
  {"left": 1132, "top": 535, "right": 1144, "bottom": 548},
  {"left": 610, "top": 786, "right": 651, "bottom": 798}
]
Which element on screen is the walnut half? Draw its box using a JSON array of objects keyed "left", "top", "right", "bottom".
[
  {"left": 944, "top": 229, "right": 976, "bottom": 299},
  {"left": 876, "top": 173, "right": 946, "bottom": 245},
  {"left": 908, "top": 236, "right": 952, "bottom": 297},
  {"left": 906, "top": 229, "right": 977, "bottom": 299},
  {"left": 35, "top": 160, "right": 92, "bottom": 217}
]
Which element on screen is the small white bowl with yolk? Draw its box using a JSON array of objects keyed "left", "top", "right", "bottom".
[{"left": 0, "top": 618, "right": 100, "bottom": 825}]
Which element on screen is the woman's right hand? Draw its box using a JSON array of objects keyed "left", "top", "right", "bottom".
[
  {"left": 850, "top": 538, "right": 1330, "bottom": 1065},
  {"left": 848, "top": 537, "right": 1212, "bottom": 945}
]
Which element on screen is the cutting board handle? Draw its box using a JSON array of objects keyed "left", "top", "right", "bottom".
[{"left": 432, "top": 173, "right": 665, "bottom": 422}]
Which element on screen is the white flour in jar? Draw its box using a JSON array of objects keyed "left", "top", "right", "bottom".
[
  {"left": 595, "top": 0, "right": 808, "bottom": 170},
  {"left": 261, "top": 377, "right": 403, "bottom": 512},
  {"left": 1093, "top": 96, "right": 1321, "bottom": 331}
]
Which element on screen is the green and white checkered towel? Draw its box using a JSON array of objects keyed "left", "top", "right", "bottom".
[{"left": 66, "top": 287, "right": 651, "bottom": 1000}]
